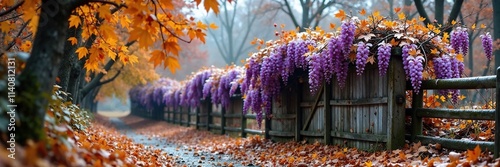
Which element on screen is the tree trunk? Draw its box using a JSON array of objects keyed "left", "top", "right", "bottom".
[
  {"left": 15, "top": 0, "right": 75, "bottom": 144},
  {"left": 435, "top": 0, "right": 444, "bottom": 24},
  {"left": 58, "top": 27, "right": 81, "bottom": 94},
  {"left": 493, "top": 0, "right": 500, "bottom": 71}
]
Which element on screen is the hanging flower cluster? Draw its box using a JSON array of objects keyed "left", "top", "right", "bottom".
[
  {"left": 129, "top": 78, "right": 180, "bottom": 110},
  {"left": 129, "top": 66, "right": 245, "bottom": 113}
]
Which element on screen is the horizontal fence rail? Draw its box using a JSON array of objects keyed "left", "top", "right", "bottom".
[{"left": 408, "top": 67, "right": 500, "bottom": 158}]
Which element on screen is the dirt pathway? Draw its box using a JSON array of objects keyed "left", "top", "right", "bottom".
[{"left": 108, "top": 117, "right": 244, "bottom": 167}]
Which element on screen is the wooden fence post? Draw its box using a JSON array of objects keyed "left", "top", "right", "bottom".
[
  {"left": 387, "top": 48, "right": 406, "bottom": 150},
  {"left": 241, "top": 112, "right": 247, "bottom": 138},
  {"left": 166, "top": 107, "right": 170, "bottom": 123},
  {"left": 495, "top": 67, "right": 500, "bottom": 158},
  {"left": 265, "top": 115, "right": 271, "bottom": 139},
  {"left": 221, "top": 107, "right": 226, "bottom": 134},
  {"left": 324, "top": 81, "right": 332, "bottom": 144},
  {"left": 175, "top": 107, "right": 179, "bottom": 125},
  {"left": 411, "top": 91, "right": 423, "bottom": 141},
  {"left": 196, "top": 105, "right": 200, "bottom": 129},
  {"left": 207, "top": 102, "right": 212, "bottom": 131},
  {"left": 295, "top": 78, "right": 303, "bottom": 142},
  {"left": 187, "top": 107, "right": 191, "bottom": 127}
]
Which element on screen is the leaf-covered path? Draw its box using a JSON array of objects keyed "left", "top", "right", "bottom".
[
  {"left": 107, "top": 116, "right": 243, "bottom": 167},
  {"left": 105, "top": 114, "right": 500, "bottom": 167}
]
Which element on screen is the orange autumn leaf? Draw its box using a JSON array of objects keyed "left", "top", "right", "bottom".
[
  {"left": 164, "top": 56, "right": 180, "bottom": 73},
  {"left": 75, "top": 47, "right": 89, "bottom": 59},
  {"left": 365, "top": 160, "right": 373, "bottom": 167},
  {"left": 329, "top": 23, "right": 336, "bottom": 29},
  {"left": 359, "top": 9, "right": 366, "bottom": 15},
  {"left": 466, "top": 145, "right": 481, "bottom": 163},
  {"left": 68, "top": 15, "right": 81, "bottom": 28},
  {"left": 394, "top": 7, "right": 401, "bottom": 13},
  {"left": 149, "top": 50, "right": 166, "bottom": 68},
  {"left": 204, "top": 0, "right": 220, "bottom": 14},
  {"left": 129, "top": 28, "right": 154, "bottom": 49},
  {"left": 335, "top": 9, "right": 346, "bottom": 21},
  {"left": 67, "top": 37, "right": 78, "bottom": 45}
]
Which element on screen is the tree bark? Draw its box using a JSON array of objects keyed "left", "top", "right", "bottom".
[
  {"left": 58, "top": 26, "right": 82, "bottom": 93},
  {"left": 15, "top": 0, "right": 76, "bottom": 144}
]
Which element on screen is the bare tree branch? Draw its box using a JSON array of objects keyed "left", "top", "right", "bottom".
[
  {"left": 414, "top": 0, "right": 432, "bottom": 26},
  {"left": 0, "top": 0, "right": 24, "bottom": 17}
]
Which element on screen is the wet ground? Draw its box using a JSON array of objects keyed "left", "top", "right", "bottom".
[{"left": 108, "top": 117, "right": 244, "bottom": 167}]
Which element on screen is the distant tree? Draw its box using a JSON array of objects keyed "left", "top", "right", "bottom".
[
  {"left": 273, "top": 0, "right": 340, "bottom": 32},
  {"left": 414, "top": 0, "right": 464, "bottom": 28},
  {"left": 207, "top": 0, "right": 269, "bottom": 64}
]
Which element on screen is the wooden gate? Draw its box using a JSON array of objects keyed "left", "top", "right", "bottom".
[{"left": 290, "top": 53, "right": 405, "bottom": 150}]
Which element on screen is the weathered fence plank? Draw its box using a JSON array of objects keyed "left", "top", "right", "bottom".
[
  {"left": 415, "top": 108, "right": 495, "bottom": 120},
  {"left": 387, "top": 52, "right": 406, "bottom": 150},
  {"left": 416, "top": 76, "right": 496, "bottom": 90}
]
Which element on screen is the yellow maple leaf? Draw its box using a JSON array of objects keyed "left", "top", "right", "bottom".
[
  {"left": 75, "top": 47, "right": 89, "bottom": 59},
  {"left": 456, "top": 54, "right": 464, "bottom": 62},
  {"left": 442, "top": 32, "right": 449, "bottom": 43},
  {"left": 68, "top": 37, "right": 78, "bottom": 45},
  {"left": 196, "top": 21, "right": 208, "bottom": 30},
  {"left": 204, "top": 0, "right": 220, "bottom": 14},
  {"left": 165, "top": 56, "right": 180, "bottom": 73},
  {"left": 335, "top": 10, "right": 346, "bottom": 21},
  {"left": 68, "top": 15, "right": 81, "bottom": 28},
  {"left": 84, "top": 61, "right": 99, "bottom": 72},
  {"left": 365, "top": 160, "right": 372, "bottom": 167},
  {"left": 99, "top": 24, "right": 117, "bottom": 41},
  {"left": 481, "top": 24, "right": 486, "bottom": 29},
  {"left": 419, "top": 16, "right": 426, "bottom": 22},
  {"left": 440, "top": 95, "right": 446, "bottom": 102},
  {"left": 471, "top": 23, "right": 476, "bottom": 30},
  {"left": 430, "top": 48, "right": 439, "bottom": 55},
  {"left": 451, "top": 20, "right": 457, "bottom": 25},
  {"left": 398, "top": 12, "right": 405, "bottom": 20},
  {"left": 209, "top": 23, "right": 218, "bottom": 30},
  {"left": 98, "top": 5, "right": 113, "bottom": 20},
  {"left": 128, "top": 55, "right": 139, "bottom": 64},
  {"left": 0, "top": 21, "right": 15, "bottom": 33},
  {"left": 383, "top": 20, "right": 396, "bottom": 28}
]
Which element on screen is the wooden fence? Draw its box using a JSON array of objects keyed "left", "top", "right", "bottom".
[
  {"left": 407, "top": 69, "right": 500, "bottom": 157},
  {"left": 161, "top": 97, "right": 267, "bottom": 137},
  {"left": 130, "top": 66, "right": 500, "bottom": 157}
]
